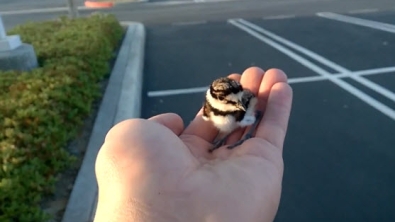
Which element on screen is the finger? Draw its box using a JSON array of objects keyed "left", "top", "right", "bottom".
[
  {"left": 241, "top": 67, "right": 265, "bottom": 96},
  {"left": 227, "top": 67, "right": 265, "bottom": 145},
  {"left": 182, "top": 73, "right": 241, "bottom": 143},
  {"left": 228, "top": 73, "right": 241, "bottom": 81},
  {"left": 255, "top": 82, "right": 293, "bottom": 150},
  {"left": 235, "top": 68, "right": 288, "bottom": 142},
  {"left": 256, "top": 68, "right": 288, "bottom": 112},
  {"left": 148, "top": 113, "right": 184, "bottom": 136}
]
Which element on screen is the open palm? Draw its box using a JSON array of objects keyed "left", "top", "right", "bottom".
[{"left": 94, "top": 67, "right": 293, "bottom": 222}]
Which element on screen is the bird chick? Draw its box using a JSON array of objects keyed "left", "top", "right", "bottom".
[{"left": 202, "top": 77, "right": 262, "bottom": 152}]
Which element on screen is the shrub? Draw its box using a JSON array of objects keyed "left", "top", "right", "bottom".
[{"left": 0, "top": 13, "right": 124, "bottom": 221}]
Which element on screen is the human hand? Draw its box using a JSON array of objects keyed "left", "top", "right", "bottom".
[{"left": 94, "top": 67, "right": 293, "bottom": 222}]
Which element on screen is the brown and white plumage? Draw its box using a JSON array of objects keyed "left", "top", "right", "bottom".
[{"left": 202, "top": 77, "right": 262, "bottom": 152}]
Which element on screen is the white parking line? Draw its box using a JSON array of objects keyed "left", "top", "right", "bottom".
[
  {"left": 148, "top": 87, "right": 207, "bottom": 97},
  {"left": 228, "top": 18, "right": 395, "bottom": 121},
  {"left": 289, "top": 66, "right": 395, "bottom": 84},
  {"left": 236, "top": 18, "right": 395, "bottom": 105},
  {"left": 147, "top": 66, "right": 395, "bottom": 97},
  {"left": 238, "top": 18, "right": 395, "bottom": 101},
  {"left": 172, "top": 20, "right": 207, "bottom": 26},
  {"left": 348, "top": 8, "right": 378, "bottom": 14},
  {"left": 145, "top": 1, "right": 196, "bottom": 6},
  {"left": 194, "top": 0, "right": 237, "bottom": 2},
  {"left": 317, "top": 12, "right": 395, "bottom": 34},
  {"left": 263, "top": 14, "right": 295, "bottom": 20}
]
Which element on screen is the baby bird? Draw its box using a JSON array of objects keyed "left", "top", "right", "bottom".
[{"left": 202, "top": 77, "right": 263, "bottom": 152}]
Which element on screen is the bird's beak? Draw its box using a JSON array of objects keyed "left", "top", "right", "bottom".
[{"left": 237, "top": 102, "right": 247, "bottom": 111}]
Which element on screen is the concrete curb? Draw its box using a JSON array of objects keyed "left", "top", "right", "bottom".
[
  {"left": 61, "top": 22, "right": 145, "bottom": 222},
  {"left": 115, "top": 22, "right": 145, "bottom": 124}
]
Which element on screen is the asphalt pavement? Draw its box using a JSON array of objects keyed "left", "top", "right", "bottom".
[
  {"left": 0, "top": 0, "right": 84, "bottom": 11},
  {"left": 141, "top": 7, "right": 395, "bottom": 222},
  {"left": 2, "top": 0, "right": 395, "bottom": 221}
]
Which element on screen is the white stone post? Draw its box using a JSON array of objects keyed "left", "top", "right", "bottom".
[
  {"left": 0, "top": 16, "right": 6, "bottom": 39},
  {"left": 0, "top": 15, "right": 38, "bottom": 71},
  {"left": 67, "top": 0, "right": 79, "bottom": 18},
  {"left": 0, "top": 16, "right": 22, "bottom": 51}
]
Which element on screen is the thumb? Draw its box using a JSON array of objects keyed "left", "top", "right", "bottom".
[{"left": 148, "top": 113, "right": 185, "bottom": 136}]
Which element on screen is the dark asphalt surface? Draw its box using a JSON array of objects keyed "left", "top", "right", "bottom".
[
  {"left": 4, "top": 0, "right": 395, "bottom": 29},
  {"left": 144, "top": 21, "right": 316, "bottom": 91},
  {"left": 0, "top": 0, "right": 84, "bottom": 11},
  {"left": 353, "top": 10, "right": 395, "bottom": 24},
  {"left": 112, "top": 0, "right": 395, "bottom": 25},
  {"left": 2, "top": 0, "right": 395, "bottom": 221},
  {"left": 249, "top": 16, "right": 395, "bottom": 71},
  {"left": 140, "top": 7, "right": 395, "bottom": 222},
  {"left": 278, "top": 79, "right": 395, "bottom": 221},
  {"left": 2, "top": 12, "right": 70, "bottom": 30}
]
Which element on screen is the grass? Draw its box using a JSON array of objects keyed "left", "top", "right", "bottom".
[{"left": 0, "top": 13, "right": 124, "bottom": 221}]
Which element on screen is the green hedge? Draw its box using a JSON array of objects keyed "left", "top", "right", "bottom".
[{"left": 0, "top": 14, "right": 124, "bottom": 221}]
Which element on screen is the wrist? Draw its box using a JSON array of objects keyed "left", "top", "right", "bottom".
[{"left": 93, "top": 194, "right": 180, "bottom": 222}]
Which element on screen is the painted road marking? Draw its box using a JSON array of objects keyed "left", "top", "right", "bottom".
[
  {"left": 263, "top": 14, "right": 295, "bottom": 20},
  {"left": 172, "top": 20, "right": 207, "bottom": 26},
  {"left": 194, "top": 0, "right": 242, "bottom": 2},
  {"left": 148, "top": 0, "right": 236, "bottom": 6},
  {"left": 348, "top": 8, "right": 378, "bottom": 14},
  {"left": 0, "top": 0, "right": 331, "bottom": 16},
  {"left": 228, "top": 18, "right": 395, "bottom": 121},
  {"left": 143, "top": 1, "right": 196, "bottom": 6},
  {"left": 236, "top": 18, "right": 395, "bottom": 106},
  {"left": 317, "top": 12, "right": 395, "bottom": 34},
  {"left": 148, "top": 87, "right": 208, "bottom": 97},
  {"left": 147, "top": 66, "right": 395, "bottom": 97}
]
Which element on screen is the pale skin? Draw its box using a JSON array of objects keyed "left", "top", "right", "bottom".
[{"left": 94, "top": 67, "right": 293, "bottom": 222}]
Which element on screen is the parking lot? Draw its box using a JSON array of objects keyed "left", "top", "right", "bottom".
[
  {"left": 142, "top": 10, "right": 395, "bottom": 221},
  {"left": 1, "top": 0, "right": 394, "bottom": 220}
]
